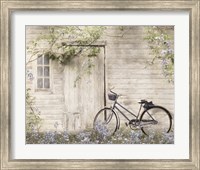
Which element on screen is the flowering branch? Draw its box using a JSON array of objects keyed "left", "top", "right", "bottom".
[{"left": 144, "top": 26, "right": 174, "bottom": 83}]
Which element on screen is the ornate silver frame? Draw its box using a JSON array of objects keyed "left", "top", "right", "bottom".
[{"left": 1, "top": 1, "right": 199, "bottom": 169}]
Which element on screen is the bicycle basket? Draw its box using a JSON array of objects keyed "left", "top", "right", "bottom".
[{"left": 108, "top": 93, "right": 117, "bottom": 101}]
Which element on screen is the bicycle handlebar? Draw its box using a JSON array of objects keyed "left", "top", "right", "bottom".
[{"left": 109, "top": 89, "right": 117, "bottom": 95}]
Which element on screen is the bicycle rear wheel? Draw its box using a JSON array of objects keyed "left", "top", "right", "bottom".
[
  {"left": 140, "top": 106, "right": 172, "bottom": 136},
  {"left": 93, "top": 108, "right": 118, "bottom": 136}
]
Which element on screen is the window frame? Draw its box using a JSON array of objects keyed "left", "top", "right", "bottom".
[{"left": 34, "top": 54, "right": 52, "bottom": 92}]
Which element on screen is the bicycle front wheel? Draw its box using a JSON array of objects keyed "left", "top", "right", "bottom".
[
  {"left": 140, "top": 106, "right": 172, "bottom": 136},
  {"left": 93, "top": 108, "right": 118, "bottom": 136}
]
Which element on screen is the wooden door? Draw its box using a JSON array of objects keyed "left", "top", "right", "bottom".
[{"left": 63, "top": 48, "right": 105, "bottom": 131}]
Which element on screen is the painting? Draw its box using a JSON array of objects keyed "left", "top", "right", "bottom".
[
  {"left": 2, "top": 0, "right": 200, "bottom": 168},
  {"left": 26, "top": 25, "right": 174, "bottom": 144}
]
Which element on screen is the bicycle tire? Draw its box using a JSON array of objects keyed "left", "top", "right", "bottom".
[
  {"left": 93, "top": 108, "right": 118, "bottom": 136},
  {"left": 140, "top": 106, "right": 172, "bottom": 136}
]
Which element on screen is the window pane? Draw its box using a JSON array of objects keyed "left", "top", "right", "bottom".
[
  {"left": 37, "top": 55, "right": 43, "bottom": 64},
  {"left": 37, "top": 67, "right": 43, "bottom": 76},
  {"left": 44, "top": 67, "right": 49, "bottom": 77},
  {"left": 37, "top": 78, "right": 43, "bottom": 88},
  {"left": 44, "top": 78, "right": 50, "bottom": 88},
  {"left": 44, "top": 54, "right": 49, "bottom": 65}
]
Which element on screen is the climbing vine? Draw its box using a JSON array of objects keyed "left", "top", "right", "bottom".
[
  {"left": 144, "top": 26, "right": 174, "bottom": 83},
  {"left": 27, "top": 26, "right": 106, "bottom": 86},
  {"left": 26, "top": 88, "right": 43, "bottom": 133}
]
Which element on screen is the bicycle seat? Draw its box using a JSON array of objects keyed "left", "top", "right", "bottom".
[
  {"left": 138, "top": 99, "right": 147, "bottom": 104},
  {"left": 143, "top": 101, "right": 154, "bottom": 109}
]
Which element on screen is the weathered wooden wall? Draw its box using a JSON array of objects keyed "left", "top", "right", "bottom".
[
  {"left": 26, "top": 26, "right": 174, "bottom": 132},
  {"left": 26, "top": 26, "right": 65, "bottom": 131},
  {"left": 104, "top": 26, "right": 174, "bottom": 125}
]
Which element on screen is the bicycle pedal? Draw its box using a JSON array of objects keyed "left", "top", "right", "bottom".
[{"left": 125, "top": 122, "right": 128, "bottom": 127}]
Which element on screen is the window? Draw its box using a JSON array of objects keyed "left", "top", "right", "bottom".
[{"left": 37, "top": 54, "right": 50, "bottom": 89}]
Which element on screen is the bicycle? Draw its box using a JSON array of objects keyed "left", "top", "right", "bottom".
[{"left": 93, "top": 89, "right": 172, "bottom": 136}]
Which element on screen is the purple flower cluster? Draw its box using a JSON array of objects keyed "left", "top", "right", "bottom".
[
  {"left": 94, "top": 121, "right": 110, "bottom": 137},
  {"left": 26, "top": 128, "right": 174, "bottom": 144},
  {"left": 145, "top": 26, "right": 174, "bottom": 83}
]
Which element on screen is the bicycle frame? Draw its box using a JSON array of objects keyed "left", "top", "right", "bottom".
[
  {"left": 93, "top": 90, "right": 173, "bottom": 136},
  {"left": 105, "top": 90, "right": 163, "bottom": 131},
  {"left": 111, "top": 99, "right": 144, "bottom": 126}
]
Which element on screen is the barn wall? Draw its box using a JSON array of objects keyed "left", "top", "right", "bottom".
[
  {"left": 26, "top": 26, "right": 174, "bottom": 132},
  {"left": 104, "top": 26, "right": 174, "bottom": 125},
  {"left": 26, "top": 26, "right": 65, "bottom": 131}
]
